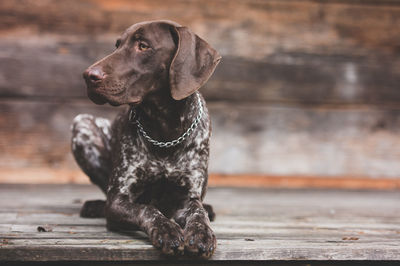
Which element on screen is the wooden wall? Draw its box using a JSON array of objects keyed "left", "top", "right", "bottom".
[{"left": 1, "top": 0, "right": 400, "bottom": 184}]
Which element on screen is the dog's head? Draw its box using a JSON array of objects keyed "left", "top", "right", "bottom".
[{"left": 83, "top": 20, "right": 221, "bottom": 106}]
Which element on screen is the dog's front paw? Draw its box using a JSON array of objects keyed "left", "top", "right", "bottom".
[
  {"left": 149, "top": 219, "right": 184, "bottom": 256},
  {"left": 184, "top": 220, "right": 216, "bottom": 258}
]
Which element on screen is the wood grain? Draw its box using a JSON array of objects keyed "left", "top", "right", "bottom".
[
  {"left": 0, "top": 0, "right": 400, "bottom": 105},
  {"left": 1, "top": 0, "right": 400, "bottom": 182},
  {"left": 1, "top": 0, "right": 399, "bottom": 55},
  {"left": 1, "top": 168, "right": 400, "bottom": 190},
  {"left": 3, "top": 100, "right": 400, "bottom": 178},
  {"left": 0, "top": 38, "right": 399, "bottom": 105},
  {"left": 210, "top": 174, "right": 400, "bottom": 190},
  {"left": 0, "top": 184, "right": 399, "bottom": 261}
]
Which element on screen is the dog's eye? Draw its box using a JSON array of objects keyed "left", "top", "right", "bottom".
[
  {"left": 138, "top": 42, "right": 150, "bottom": 51},
  {"left": 115, "top": 39, "right": 121, "bottom": 48}
]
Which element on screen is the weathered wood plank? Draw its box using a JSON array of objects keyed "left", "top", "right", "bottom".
[
  {"left": 1, "top": 244, "right": 400, "bottom": 261},
  {"left": 0, "top": 239, "right": 399, "bottom": 261},
  {"left": 1, "top": 185, "right": 399, "bottom": 218},
  {"left": 2, "top": 212, "right": 399, "bottom": 231},
  {"left": 2, "top": 169, "right": 400, "bottom": 190},
  {"left": 210, "top": 174, "right": 400, "bottom": 190},
  {"left": 1, "top": 38, "right": 400, "bottom": 105},
  {"left": 0, "top": 100, "right": 120, "bottom": 170},
  {"left": 2, "top": 226, "right": 399, "bottom": 240},
  {"left": 204, "top": 54, "right": 400, "bottom": 105},
  {"left": 0, "top": 184, "right": 399, "bottom": 261},
  {"left": 1, "top": 0, "right": 400, "bottom": 56},
  {"left": 0, "top": 38, "right": 109, "bottom": 99},
  {"left": 1, "top": 0, "right": 400, "bottom": 105},
  {"left": 210, "top": 103, "right": 400, "bottom": 177},
  {"left": 2, "top": 100, "right": 400, "bottom": 178}
]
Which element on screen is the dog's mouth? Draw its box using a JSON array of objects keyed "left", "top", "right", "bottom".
[
  {"left": 87, "top": 90, "right": 107, "bottom": 105},
  {"left": 85, "top": 81, "right": 143, "bottom": 106},
  {"left": 85, "top": 79, "right": 123, "bottom": 105},
  {"left": 87, "top": 89, "right": 141, "bottom": 107}
]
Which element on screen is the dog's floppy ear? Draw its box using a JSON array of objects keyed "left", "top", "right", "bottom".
[{"left": 169, "top": 26, "right": 221, "bottom": 100}]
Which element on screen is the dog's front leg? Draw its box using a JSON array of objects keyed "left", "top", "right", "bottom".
[
  {"left": 105, "top": 195, "right": 185, "bottom": 256},
  {"left": 174, "top": 199, "right": 216, "bottom": 258}
]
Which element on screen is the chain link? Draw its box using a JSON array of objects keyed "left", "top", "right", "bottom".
[{"left": 129, "top": 93, "right": 203, "bottom": 148}]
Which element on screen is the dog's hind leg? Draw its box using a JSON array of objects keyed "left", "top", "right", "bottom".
[
  {"left": 202, "top": 203, "right": 216, "bottom": 222},
  {"left": 79, "top": 199, "right": 106, "bottom": 218},
  {"left": 71, "top": 114, "right": 112, "bottom": 192},
  {"left": 71, "top": 114, "right": 112, "bottom": 217}
]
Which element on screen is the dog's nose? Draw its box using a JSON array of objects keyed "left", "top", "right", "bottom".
[{"left": 83, "top": 67, "right": 104, "bottom": 84}]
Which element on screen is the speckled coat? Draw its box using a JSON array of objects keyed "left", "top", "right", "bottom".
[
  {"left": 71, "top": 20, "right": 221, "bottom": 258},
  {"left": 109, "top": 93, "right": 210, "bottom": 202}
]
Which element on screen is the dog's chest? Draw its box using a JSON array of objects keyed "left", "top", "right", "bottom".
[
  {"left": 115, "top": 136, "right": 201, "bottom": 195},
  {"left": 111, "top": 107, "right": 210, "bottom": 199}
]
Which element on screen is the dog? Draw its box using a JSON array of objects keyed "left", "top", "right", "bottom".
[{"left": 71, "top": 20, "right": 221, "bottom": 258}]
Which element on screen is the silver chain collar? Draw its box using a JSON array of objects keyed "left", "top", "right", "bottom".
[{"left": 129, "top": 93, "right": 204, "bottom": 148}]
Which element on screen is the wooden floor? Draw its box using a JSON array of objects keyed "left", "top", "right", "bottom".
[{"left": 0, "top": 184, "right": 399, "bottom": 262}]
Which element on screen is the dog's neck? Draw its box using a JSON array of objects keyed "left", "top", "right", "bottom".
[{"left": 134, "top": 88, "right": 195, "bottom": 144}]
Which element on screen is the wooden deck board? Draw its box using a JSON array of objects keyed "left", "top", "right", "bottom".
[{"left": 0, "top": 184, "right": 399, "bottom": 261}]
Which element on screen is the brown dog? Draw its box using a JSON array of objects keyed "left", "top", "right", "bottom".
[{"left": 71, "top": 20, "right": 221, "bottom": 258}]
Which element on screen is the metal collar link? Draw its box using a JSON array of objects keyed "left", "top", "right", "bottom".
[{"left": 129, "top": 93, "right": 204, "bottom": 148}]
